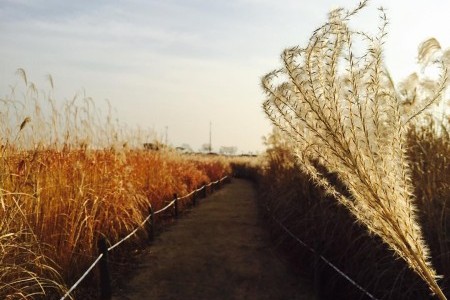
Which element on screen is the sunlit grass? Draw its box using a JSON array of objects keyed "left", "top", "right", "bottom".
[
  {"left": 0, "top": 70, "right": 230, "bottom": 298},
  {"left": 261, "top": 1, "right": 449, "bottom": 298}
]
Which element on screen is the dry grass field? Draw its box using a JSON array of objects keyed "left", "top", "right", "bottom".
[
  {"left": 0, "top": 72, "right": 230, "bottom": 299},
  {"left": 2, "top": 1, "right": 450, "bottom": 299}
]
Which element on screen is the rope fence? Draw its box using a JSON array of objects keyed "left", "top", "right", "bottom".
[
  {"left": 265, "top": 205, "right": 379, "bottom": 300},
  {"left": 60, "top": 175, "right": 375, "bottom": 300},
  {"left": 60, "top": 175, "right": 229, "bottom": 300}
]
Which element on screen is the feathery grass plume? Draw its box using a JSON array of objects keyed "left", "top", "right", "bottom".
[
  {"left": 418, "top": 38, "right": 442, "bottom": 69},
  {"left": 19, "top": 116, "right": 31, "bottom": 131},
  {"left": 262, "top": 1, "right": 448, "bottom": 299},
  {"left": 399, "top": 37, "right": 450, "bottom": 132},
  {"left": 16, "top": 68, "right": 28, "bottom": 86}
]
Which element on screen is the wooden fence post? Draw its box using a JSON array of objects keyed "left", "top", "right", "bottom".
[
  {"left": 174, "top": 193, "right": 178, "bottom": 219},
  {"left": 98, "top": 236, "right": 111, "bottom": 300},
  {"left": 202, "top": 182, "right": 207, "bottom": 198},
  {"left": 148, "top": 205, "right": 155, "bottom": 242}
]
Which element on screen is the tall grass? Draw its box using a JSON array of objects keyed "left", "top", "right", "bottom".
[
  {"left": 0, "top": 70, "right": 230, "bottom": 298},
  {"left": 255, "top": 126, "right": 450, "bottom": 299},
  {"left": 0, "top": 203, "right": 65, "bottom": 299},
  {"left": 407, "top": 120, "right": 450, "bottom": 292},
  {"left": 262, "top": 1, "right": 447, "bottom": 298},
  {"left": 1, "top": 68, "right": 154, "bottom": 150}
]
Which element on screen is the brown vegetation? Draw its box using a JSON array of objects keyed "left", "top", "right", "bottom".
[
  {"left": 248, "top": 123, "right": 449, "bottom": 299},
  {"left": 0, "top": 72, "right": 230, "bottom": 299}
]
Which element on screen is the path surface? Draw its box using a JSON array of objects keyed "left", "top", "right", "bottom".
[{"left": 113, "top": 179, "right": 315, "bottom": 300}]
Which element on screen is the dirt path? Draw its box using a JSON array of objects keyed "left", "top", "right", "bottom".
[{"left": 113, "top": 179, "right": 315, "bottom": 300}]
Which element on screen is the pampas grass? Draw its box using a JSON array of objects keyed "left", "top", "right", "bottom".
[{"left": 262, "top": 1, "right": 447, "bottom": 298}]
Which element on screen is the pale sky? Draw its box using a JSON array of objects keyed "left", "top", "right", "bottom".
[{"left": 1, "top": 0, "right": 449, "bottom": 153}]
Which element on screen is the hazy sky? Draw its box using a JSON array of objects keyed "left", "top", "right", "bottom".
[{"left": 1, "top": 0, "right": 449, "bottom": 153}]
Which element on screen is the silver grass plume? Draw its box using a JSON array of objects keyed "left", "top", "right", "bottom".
[
  {"left": 262, "top": 1, "right": 447, "bottom": 299},
  {"left": 399, "top": 37, "right": 450, "bottom": 131}
]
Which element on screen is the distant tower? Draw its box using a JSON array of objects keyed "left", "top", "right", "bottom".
[{"left": 209, "top": 121, "right": 212, "bottom": 152}]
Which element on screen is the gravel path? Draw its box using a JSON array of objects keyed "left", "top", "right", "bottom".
[{"left": 112, "top": 178, "right": 315, "bottom": 300}]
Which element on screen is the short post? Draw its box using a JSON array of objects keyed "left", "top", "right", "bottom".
[
  {"left": 148, "top": 205, "right": 155, "bottom": 242},
  {"left": 174, "top": 193, "right": 178, "bottom": 219},
  {"left": 202, "top": 182, "right": 207, "bottom": 198},
  {"left": 98, "top": 236, "right": 112, "bottom": 300},
  {"left": 193, "top": 190, "right": 197, "bottom": 207}
]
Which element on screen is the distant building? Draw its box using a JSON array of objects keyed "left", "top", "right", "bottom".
[
  {"left": 219, "top": 146, "right": 238, "bottom": 156},
  {"left": 175, "top": 146, "right": 191, "bottom": 154},
  {"left": 143, "top": 143, "right": 160, "bottom": 151}
]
